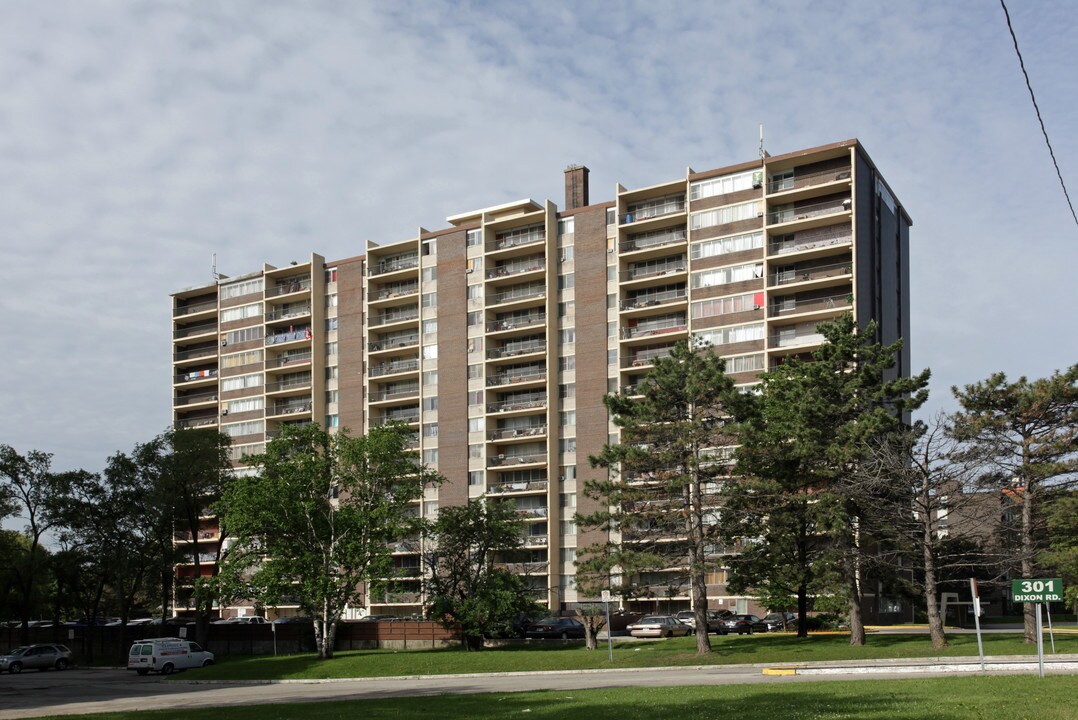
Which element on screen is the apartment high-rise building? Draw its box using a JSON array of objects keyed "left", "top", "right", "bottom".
[{"left": 171, "top": 138, "right": 911, "bottom": 618}]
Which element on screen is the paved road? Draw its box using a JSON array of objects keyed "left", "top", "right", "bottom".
[{"left": 3, "top": 658, "right": 1078, "bottom": 719}]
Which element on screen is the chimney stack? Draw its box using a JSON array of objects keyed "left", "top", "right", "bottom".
[{"left": 564, "top": 164, "right": 590, "bottom": 210}]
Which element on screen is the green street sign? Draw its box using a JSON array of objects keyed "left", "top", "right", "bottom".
[{"left": 1011, "top": 578, "right": 1064, "bottom": 603}]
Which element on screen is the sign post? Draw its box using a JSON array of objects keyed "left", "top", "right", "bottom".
[
  {"left": 969, "top": 578, "right": 984, "bottom": 671},
  {"left": 1011, "top": 578, "right": 1064, "bottom": 679},
  {"left": 601, "top": 590, "right": 613, "bottom": 664}
]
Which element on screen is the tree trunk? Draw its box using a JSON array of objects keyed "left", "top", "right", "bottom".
[
  {"left": 923, "top": 531, "right": 946, "bottom": 649},
  {"left": 797, "top": 583, "right": 809, "bottom": 638},
  {"left": 692, "top": 567, "right": 712, "bottom": 655},
  {"left": 1021, "top": 475, "right": 1036, "bottom": 643},
  {"left": 847, "top": 553, "right": 866, "bottom": 646},
  {"left": 584, "top": 623, "right": 597, "bottom": 651}
]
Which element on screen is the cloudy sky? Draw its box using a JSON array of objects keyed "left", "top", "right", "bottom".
[{"left": 0, "top": 0, "right": 1075, "bottom": 478}]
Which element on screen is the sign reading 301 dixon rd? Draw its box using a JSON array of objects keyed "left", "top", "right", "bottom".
[{"left": 1010, "top": 578, "right": 1064, "bottom": 603}]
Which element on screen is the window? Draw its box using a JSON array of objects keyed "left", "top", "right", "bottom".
[
  {"left": 423, "top": 344, "right": 438, "bottom": 360},
  {"left": 559, "top": 410, "right": 576, "bottom": 426},
  {"left": 560, "top": 246, "right": 575, "bottom": 262},
  {"left": 558, "top": 301, "right": 575, "bottom": 317},
  {"left": 468, "top": 471, "right": 484, "bottom": 486},
  {"left": 467, "top": 285, "right": 483, "bottom": 300},
  {"left": 220, "top": 278, "right": 263, "bottom": 299},
  {"left": 468, "top": 390, "right": 483, "bottom": 406},
  {"left": 421, "top": 292, "right": 437, "bottom": 308},
  {"left": 468, "top": 364, "right": 483, "bottom": 379},
  {"left": 422, "top": 238, "right": 437, "bottom": 256},
  {"left": 560, "top": 547, "right": 577, "bottom": 563},
  {"left": 469, "top": 444, "right": 483, "bottom": 458},
  {"left": 226, "top": 397, "right": 263, "bottom": 415},
  {"left": 422, "top": 267, "right": 437, "bottom": 282},
  {"left": 559, "top": 357, "right": 575, "bottom": 372},
  {"left": 558, "top": 274, "right": 575, "bottom": 290},
  {"left": 220, "top": 303, "right": 262, "bottom": 323},
  {"left": 423, "top": 319, "right": 438, "bottom": 335},
  {"left": 221, "top": 374, "right": 262, "bottom": 392},
  {"left": 560, "top": 465, "right": 576, "bottom": 482},
  {"left": 692, "top": 263, "right": 763, "bottom": 289},
  {"left": 558, "top": 217, "right": 575, "bottom": 235},
  {"left": 325, "top": 268, "right": 338, "bottom": 283},
  {"left": 560, "top": 520, "right": 577, "bottom": 535},
  {"left": 694, "top": 323, "right": 765, "bottom": 347},
  {"left": 559, "top": 383, "right": 575, "bottom": 399},
  {"left": 467, "top": 311, "right": 482, "bottom": 326},
  {"left": 325, "top": 317, "right": 338, "bottom": 331},
  {"left": 325, "top": 294, "right": 338, "bottom": 308},
  {"left": 423, "top": 500, "right": 439, "bottom": 518},
  {"left": 691, "top": 231, "right": 764, "bottom": 259},
  {"left": 560, "top": 493, "right": 576, "bottom": 508},
  {"left": 326, "top": 390, "right": 338, "bottom": 404},
  {"left": 466, "top": 229, "right": 482, "bottom": 246},
  {"left": 224, "top": 326, "right": 263, "bottom": 345},
  {"left": 422, "top": 370, "right": 438, "bottom": 386},
  {"left": 222, "top": 420, "right": 264, "bottom": 437},
  {"left": 468, "top": 417, "right": 484, "bottom": 433},
  {"left": 689, "top": 201, "right": 761, "bottom": 230},
  {"left": 422, "top": 449, "right": 439, "bottom": 465},
  {"left": 423, "top": 423, "right": 439, "bottom": 438},
  {"left": 325, "top": 366, "right": 338, "bottom": 380},
  {"left": 689, "top": 170, "right": 756, "bottom": 200},
  {"left": 608, "top": 349, "right": 617, "bottom": 365},
  {"left": 422, "top": 397, "right": 438, "bottom": 412},
  {"left": 724, "top": 354, "right": 765, "bottom": 373},
  {"left": 559, "top": 438, "right": 577, "bottom": 453},
  {"left": 691, "top": 293, "right": 761, "bottom": 319},
  {"left": 325, "top": 341, "right": 338, "bottom": 356},
  {"left": 608, "top": 321, "right": 616, "bottom": 338},
  {"left": 325, "top": 414, "right": 339, "bottom": 428},
  {"left": 606, "top": 208, "right": 616, "bottom": 225},
  {"left": 221, "top": 349, "right": 262, "bottom": 369},
  {"left": 607, "top": 294, "right": 617, "bottom": 309},
  {"left": 559, "top": 329, "right": 576, "bottom": 344}
]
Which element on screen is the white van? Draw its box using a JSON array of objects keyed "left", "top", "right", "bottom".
[{"left": 128, "top": 638, "right": 215, "bottom": 675}]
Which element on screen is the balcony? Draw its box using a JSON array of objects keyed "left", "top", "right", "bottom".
[
  {"left": 175, "top": 368, "right": 218, "bottom": 384},
  {"left": 489, "top": 283, "right": 545, "bottom": 306},
  {"left": 623, "top": 346, "right": 674, "bottom": 368},
  {"left": 175, "top": 416, "right": 218, "bottom": 430},
  {"left": 770, "top": 292, "right": 853, "bottom": 318},
  {"left": 623, "top": 195, "right": 686, "bottom": 224},
  {"left": 267, "top": 278, "right": 311, "bottom": 297},
  {"left": 269, "top": 351, "right": 312, "bottom": 368},
  {"left": 174, "top": 391, "right": 218, "bottom": 407},
  {"left": 487, "top": 394, "right": 546, "bottom": 413},
  {"left": 514, "top": 507, "right": 548, "bottom": 519},
  {"left": 769, "top": 259, "right": 852, "bottom": 288},
  {"left": 370, "top": 307, "right": 419, "bottom": 327},
  {"left": 369, "top": 358, "right": 420, "bottom": 377},
  {"left": 173, "top": 322, "right": 217, "bottom": 340},
  {"left": 372, "top": 282, "right": 419, "bottom": 301},
  {"left": 370, "top": 254, "right": 419, "bottom": 276},
  {"left": 266, "top": 328, "right": 312, "bottom": 346},
  {"left": 620, "top": 227, "right": 687, "bottom": 254},
  {"left": 622, "top": 258, "right": 686, "bottom": 282},
  {"left": 488, "top": 338, "right": 545, "bottom": 359},
  {"left": 173, "top": 346, "right": 217, "bottom": 363},
  {"left": 621, "top": 315, "right": 687, "bottom": 340},
  {"left": 768, "top": 165, "right": 851, "bottom": 195},
  {"left": 767, "top": 197, "right": 851, "bottom": 227},
  {"left": 372, "top": 409, "right": 421, "bottom": 426},
  {"left": 524, "top": 535, "right": 548, "bottom": 548},
  {"left": 265, "top": 304, "right": 311, "bottom": 323},
  {"left": 489, "top": 226, "right": 545, "bottom": 252},
  {"left": 269, "top": 400, "right": 312, "bottom": 417},
  {"left": 487, "top": 256, "right": 545, "bottom": 281},
  {"left": 488, "top": 424, "right": 547, "bottom": 441},
  {"left": 369, "top": 333, "right": 419, "bottom": 352},
  {"left": 489, "top": 452, "right": 546, "bottom": 467},
  {"left": 265, "top": 375, "right": 311, "bottom": 393},
  {"left": 487, "top": 479, "right": 548, "bottom": 495},
  {"left": 370, "top": 384, "right": 420, "bottom": 402},
  {"left": 487, "top": 312, "right": 546, "bottom": 333},
  {"left": 173, "top": 300, "right": 217, "bottom": 318},
  {"left": 620, "top": 286, "right": 687, "bottom": 312},
  {"left": 768, "top": 226, "right": 852, "bottom": 258},
  {"left": 487, "top": 367, "right": 546, "bottom": 387},
  {"left": 769, "top": 324, "right": 827, "bottom": 350}
]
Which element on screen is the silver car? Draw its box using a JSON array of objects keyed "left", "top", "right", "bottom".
[{"left": 0, "top": 644, "right": 74, "bottom": 673}]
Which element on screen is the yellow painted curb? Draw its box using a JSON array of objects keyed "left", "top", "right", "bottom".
[{"left": 762, "top": 667, "right": 798, "bottom": 676}]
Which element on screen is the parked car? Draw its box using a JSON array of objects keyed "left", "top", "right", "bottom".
[
  {"left": 762, "top": 612, "right": 797, "bottom": 632},
  {"left": 674, "top": 609, "right": 733, "bottom": 634},
  {"left": 272, "top": 616, "right": 314, "bottom": 624},
  {"left": 64, "top": 617, "right": 118, "bottom": 627},
  {"left": 626, "top": 615, "right": 693, "bottom": 638},
  {"left": 721, "top": 614, "right": 768, "bottom": 635},
  {"left": 212, "top": 616, "right": 268, "bottom": 625},
  {"left": 0, "top": 644, "right": 74, "bottom": 674},
  {"left": 524, "top": 617, "right": 586, "bottom": 639},
  {"left": 128, "top": 638, "right": 214, "bottom": 676},
  {"left": 355, "top": 614, "right": 399, "bottom": 622}
]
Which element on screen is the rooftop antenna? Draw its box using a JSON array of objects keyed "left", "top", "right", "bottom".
[
  {"left": 759, "top": 124, "right": 765, "bottom": 161},
  {"left": 212, "top": 253, "right": 221, "bottom": 282}
]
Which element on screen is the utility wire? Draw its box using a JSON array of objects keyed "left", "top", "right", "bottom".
[{"left": 999, "top": 0, "right": 1078, "bottom": 228}]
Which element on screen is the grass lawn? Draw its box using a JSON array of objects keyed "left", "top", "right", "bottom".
[
  {"left": 32, "top": 675, "right": 1078, "bottom": 720},
  {"left": 188, "top": 632, "right": 1078, "bottom": 681}
]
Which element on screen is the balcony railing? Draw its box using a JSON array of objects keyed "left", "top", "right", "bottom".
[
  {"left": 767, "top": 197, "right": 851, "bottom": 225},
  {"left": 620, "top": 228, "right": 687, "bottom": 253},
  {"left": 515, "top": 507, "right": 548, "bottom": 518},
  {"left": 370, "top": 308, "right": 419, "bottom": 327},
  {"left": 488, "top": 313, "right": 546, "bottom": 332},
  {"left": 488, "top": 424, "right": 546, "bottom": 441},
  {"left": 369, "top": 334, "right": 419, "bottom": 352},
  {"left": 623, "top": 348, "right": 673, "bottom": 368},
  {"left": 768, "top": 166, "right": 851, "bottom": 194},
  {"left": 265, "top": 376, "right": 311, "bottom": 393},
  {"left": 176, "top": 369, "right": 217, "bottom": 383},
  {"left": 369, "top": 358, "right": 420, "bottom": 377},
  {"left": 266, "top": 328, "right": 312, "bottom": 345},
  {"left": 175, "top": 417, "right": 217, "bottom": 430},
  {"left": 174, "top": 391, "right": 218, "bottom": 406},
  {"left": 173, "top": 300, "right": 217, "bottom": 317},
  {"left": 487, "top": 258, "right": 545, "bottom": 279},
  {"left": 771, "top": 292, "right": 853, "bottom": 317},
  {"left": 173, "top": 346, "right": 217, "bottom": 362},
  {"left": 265, "top": 305, "right": 311, "bottom": 322},
  {"left": 490, "top": 453, "right": 546, "bottom": 467},
  {"left": 621, "top": 287, "right": 687, "bottom": 310},
  {"left": 487, "top": 479, "right": 548, "bottom": 495},
  {"left": 488, "top": 340, "right": 546, "bottom": 359},
  {"left": 768, "top": 229, "right": 852, "bottom": 256},
  {"left": 373, "top": 283, "right": 419, "bottom": 300},
  {"left": 623, "top": 260, "right": 686, "bottom": 281},
  {"left": 487, "top": 396, "right": 546, "bottom": 413},
  {"left": 487, "top": 369, "right": 546, "bottom": 387},
  {"left": 623, "top": 196, "right": 686, "bottom": 223},
  {"left": 770, "top": 259, "right": 852, "bottom": 286},
  {"left": 769, "top": 330, "right": 827, "bottom": 348},
  {"left": 270, "top": 351, "right": 312, "bottom": 368},
  {"left": 373, "top": 411, "right": 421, "bottom": 426},
  {"left": 371, "top": 385, "right": 420, "bottom": 402},
  {"left": 270, "top": 400, "right": 312, "bottom": 416},
  {"left": 490, "top": 228, "right": 545, "bottom": 251},
  {"left": 173, "top": 323, "right": 217, "bottom": 339},
  {"left": 621, "top": 318, "right": 687, "bottom": 339},
  {"left": 268, "top": 279, "right": 312, "bottom": 297},
  {"left": 490, "top": 284, "right": 545, "bottom": 305},
  {"left": 371, "top": 255, "right": 419, "bottom": 276},
  {"left": 524, "top": 535, "right": 548, "bottom": 547}
]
